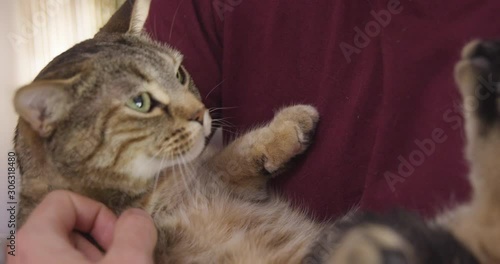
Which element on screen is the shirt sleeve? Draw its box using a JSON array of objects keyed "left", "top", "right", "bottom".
[{"left": 145, "top": 0, "right": 223, "bottom": 111}]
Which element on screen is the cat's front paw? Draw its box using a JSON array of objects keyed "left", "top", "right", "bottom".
[
  {"left": 271, "top": 105, "right": 319, "bottom": 149},
  {"left": 259, "top": 105, "right": 319, "bottom": 174}
]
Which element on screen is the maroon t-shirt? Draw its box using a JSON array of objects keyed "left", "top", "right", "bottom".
[{"left": 145, "top": 0, "right": 500, "bottom": 220}]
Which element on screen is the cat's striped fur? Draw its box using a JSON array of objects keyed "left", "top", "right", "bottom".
[{"left": 13, "top": 0, "right": 500, "bottom": 263}]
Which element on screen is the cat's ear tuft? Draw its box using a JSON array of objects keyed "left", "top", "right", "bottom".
[
  {"left": 97, "top": 0, "right": 152, "bottom": 36},
  {"left": 128, "top": 0, "right": 152, "bottom": 34},
  {"left": 14, "top": 80, "right": 74, "bottom": 137}
]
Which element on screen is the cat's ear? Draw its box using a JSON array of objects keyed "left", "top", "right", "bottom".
[
  {"left": 128, "top": 0, "right": 152, "bottom": 34},
  {"left": 14, "top": 79, "right": 75, "bottom": 137},
  {"left": 97, "top": 0, "right": 152, "bottom": 36}
]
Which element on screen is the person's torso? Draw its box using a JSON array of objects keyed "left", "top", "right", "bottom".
[{"left": 147, "top": 0, "right": 500, "bottom": 219}]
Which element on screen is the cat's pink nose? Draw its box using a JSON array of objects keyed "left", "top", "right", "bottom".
[{"left": 190, "top": 108, "right": 206, "bottom": 124}]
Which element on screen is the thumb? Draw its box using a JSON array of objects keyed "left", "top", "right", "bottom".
[{"left": 103, "top": 208, "right": 157, "bottom": 264}]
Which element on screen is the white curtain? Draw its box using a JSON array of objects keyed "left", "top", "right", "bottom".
[
  {"left": 12, "top": 0, "right": 125, "bottom": 84},
  {"left": 0, "top": 1, "right": 124, "bottom": 252}
]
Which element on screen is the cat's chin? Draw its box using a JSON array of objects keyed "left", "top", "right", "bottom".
[{"left": 172, "top": 125, "right": 208, "bottom": 166}]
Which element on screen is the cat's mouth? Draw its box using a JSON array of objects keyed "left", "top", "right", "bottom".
[
  {"left": 182, "top": 110, "right": 212, "bottom": 161},
  {"left": 122, "top": 111, "right": 212, "bottom": 181},
  {"left": 168, "top": 109, "right": 213, "bottom": 162},
  {"left": 201, "top": 110, "right": 213, "bottom": 138}
]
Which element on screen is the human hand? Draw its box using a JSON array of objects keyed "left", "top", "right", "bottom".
[{"left": 7, "top": 190, "right": 157, "bottom": 264}]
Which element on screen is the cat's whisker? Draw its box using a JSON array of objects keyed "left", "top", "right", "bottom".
[
  {"left": 151, "top": 16, "right": 159, "bottom": 40},
  {"left": 216, "top": 128, "right": 237, "bottom": 136},
  {"left": 205, "top": 80, "right": 225, "bottom": 99},
  {"left": 212, "top": 117, "right": 234, "bottom": 122},
  {"left": 179, "top": 154, "right": 196, "bottom": 197},
  {"left": 177, "top": 162, "right": 192, "bottom": 197},
  {"left": 209, "top": 106, "right": 239, "bottom": 113},
  {"left": 143, "top": 147, "right": 166, "bottom": 168},
  {"left": 152, "top": 151, "right": 167, "bottom": 191},
  {"left": 213, "top": 123, "right": 236, "bottom": 130},
  {"left": 212, "top": 119, "right": 235, "bottom": 127},
  {"left": 183, "top": 156, "right": 196, "bottom": 177},
  {"left": 212, "top": 122, "right": 234, "bottom": 127},
  {"left": 212, "top": 115, "right": 234, "bottom": 118},
  {"left": 171, "top": 152, "right": 191, "bottom": 199},
  {"left": 172, "top": 156, "right": 185, "bottom": 188},
  {"left": 212, "top": 122, "right": 236, "bottom": 129},
  {"left": 168, "top": 0, "right": 186, "bottom": 41},
  {"left": 183, "top": 155, "right": 196, "bottom": 192},
  {"left": 150, "top": 146, "right": 170, "bottom": 192}
]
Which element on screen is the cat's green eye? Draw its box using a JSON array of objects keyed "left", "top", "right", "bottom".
[
  {"left": 126, "top": 93, "right": 152, "bottom": 113},
  {"left": 176, "top": 66, "right": 186, "bottom": 85}
]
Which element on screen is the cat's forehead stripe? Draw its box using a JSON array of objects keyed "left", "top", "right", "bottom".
[
  {"left": 130, "top": 66, "right": 151, "bottom": 82},
  {"left": 157, "top": 52, "right": 175, "bottom": 65},
  {"left": 156, "top": 50, "right": 183, "bottom": 69},
  {"left": 147, "top": 83, "right": 170, "bottom": 105}
]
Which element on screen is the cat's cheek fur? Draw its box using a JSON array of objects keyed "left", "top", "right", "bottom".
[
  {"left": 121, "top": 122, "right": 207, "bottom": 181},
  {"left": 123, "top": 154, "right": 169, "bottom": 180},
  {"left": 182, "top": 122, "right": 208, "bottom": 162}
]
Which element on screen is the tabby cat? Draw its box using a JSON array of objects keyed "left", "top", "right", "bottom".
[{"left": 13, "top": 0, "right": 500, "bottom": 263}]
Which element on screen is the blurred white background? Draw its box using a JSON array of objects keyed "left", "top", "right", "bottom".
[
  {"left": 1, "top": 1, "right": 124, "bottom": 262},
  {"left": 0, "top": 2, "right": 18, "bottom": 259}
]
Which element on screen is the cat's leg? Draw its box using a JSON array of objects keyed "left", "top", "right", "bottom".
[
  {"left": 206, "top": 105, "right": 318, "bottom": 200},
  {"left": 303, "top": 211, "right": 417, "bottom": 264},
  {"left": 325, "top": 224, "right": 415, "bottom": 264},
  {"left": 443, "top": 40, "right": 500, "bottom": 263},
  {"left": 318, "top": 211, "right": 478, "bottom": 264}
]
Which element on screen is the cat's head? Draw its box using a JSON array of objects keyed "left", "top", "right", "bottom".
[{"left": 14, "top": 0, "right": 211, "bottom": 186}]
